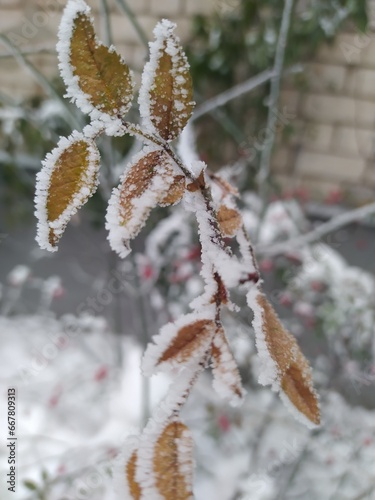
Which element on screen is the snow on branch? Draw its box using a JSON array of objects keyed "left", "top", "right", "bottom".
[{"left": 36, "top": 3, "right": 321, "bottom": 497}]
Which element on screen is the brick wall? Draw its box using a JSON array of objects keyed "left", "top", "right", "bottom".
[
  {"left": 0, "top": 0, "right": 215, "bottom": 97},
  {"left": 275, "top": 28, "right": 375, "bottom": 204},
  {"left": 1, "top": 1, "right": 375, "bottom": 203}
]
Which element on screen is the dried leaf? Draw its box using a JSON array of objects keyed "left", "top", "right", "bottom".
[
  {"left": 59, "top": 5, "right": 134, "bottom": 119},
  {"left": 159, "top": 175, "right": 185, "bottom": 206},
  {"left": 139, "top": 20, "right": 195, "bottom": 141},
  {"left": 281, "top": 351, "right": 320, "bottom": 426},
  {"left": 154, "top": 420, "right": 194, "bottom": 500},
  {"left": 106, "top": 147, "right": 179, "bottom": 258},
  {"left": 256, "top": 293, "right": 320, "bottom": 425},
  {"left": 211, "top": 327, "right": 244, "bottom": 405},
  {"left": 158, "top": 319, "right": 215, "bottom": 365},
  {"left": 35, "top": 133, "right": 100, "bottom": 252},
  {"left": 217, "top": 205, "right": 242, "bottom": 237},
  {"left": 125, "top": 450, "right": 142, "bottom": 500}
]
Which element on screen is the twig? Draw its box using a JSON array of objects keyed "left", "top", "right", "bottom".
[
  {"left": 0, "top": 47, "right": 56, "bottom": 59},
  {"left": 100, "top": 0, "right": 113, "bottom": 46},
  {"left": 257, "top": 0, "right": 295, "bottom": 193},
  {"left": 192, "top": 66, "right": 301, "bottom": 121},
  {"left": 115, "top": 0, "right": 149, "bottom": 50},
  {"left": 0, "top": 34, "right": 81, "bottom": 130},
  {"left": 256, "top": 200, "right": 375, "bottom": 256}
]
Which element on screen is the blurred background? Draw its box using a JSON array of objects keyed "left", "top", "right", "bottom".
[{"left": 0, "top": 1, "right": 375, "bottom": 499}]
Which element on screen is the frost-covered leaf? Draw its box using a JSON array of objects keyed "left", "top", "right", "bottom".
[
  {"left": 58, "top": 0, "right": 134, "bottom": 131},
  {"left": 217, "top": 205, "right": 242, "bottom": 237},
  {"left": 143, "top": 311, "right": 216, "bottom": 376},
  {"left": 211, "top": 327, "right": 245, "bottom": 406},
  {"left": 247, "top": 289, "right": 320, "bottom": 427},
  {"left": 126, "top": 450, "right": 142, "bottom": 500},
  {"left": 35, "top": 132, "right": 100, "bottom": 252},
  {"left": 139, "top": 20, "right": 195, "bottom": 141},
  {"left": 106, "top": 146, "right": 180, "bottom": 258},
  {"left": 153, "top": 420, "right": 194, "bottom": 500},
  {"left": 281, "top": 350, "right": 320, "bottom": 427},
  {"left": 159, "top": 175, "right": 185, "bottom": 206}
]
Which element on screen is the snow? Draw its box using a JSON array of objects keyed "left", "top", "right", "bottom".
[{"left": 35, "top": 131, "right": 100, "bottom": 252}]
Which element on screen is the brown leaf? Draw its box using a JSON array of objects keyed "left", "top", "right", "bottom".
[
  {"left": 256, "top": 293, "right": 320, "bottom": 425},
  {"left": 154, "top": 420, "right": 193, "bottom": 499},
  {"left": 281, "top": 351, "right": 321, "bottom": 426},
  {"left": 158, "top": 320, "right": 215, "bottom": 366},
  {"left": 107, "top": 148, "right": 179, "bottom": 257},
  {"left": 38, "top": 136, "right": 100, "bottom": 250},
  {"left": 159, "top": 175, "right": 185, "bottom": 206},
  {"left": 69, "top": 12, "right": 133, "bottom": 117},
  {"left": 217, "top": 205, "right": 242, "bottom": 237},
  {"left": 211, "top": 328, "right": 244, "bottom": 402},
  {"left": 142, "top": 21, "right": 195, "bottom": 141},
  {"left": 125, "top": 450, "right": 142, "bottom": 500}
]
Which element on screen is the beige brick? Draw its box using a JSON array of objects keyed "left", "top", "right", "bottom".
[
  {"left": 271, "top": 147, "right": 294, "bottom": 174},
  {"left": 110, "top": 13, "right": 156, "bottom": 45},
  {"left": 279, "top": 89, "right": 300, "bottom": 117},
  {"left": 345, "top": 68, "right": 375, "bottom": 99},
  {"left": 364, "top": 162, "right": 375, "bottom": 187},
  {"left": 296, "top": 151, "right": 366, "bottom": 182},
  {"left": 317, "top": 33, "right": 370, "bottom": 66},
  {"left": 302, "top": 123, "right": 333, "bottom": 152},
  {"left": 184, "top": 0, "right": 216, "bottom": 15},
  {"left": 150, "top": 0, "right": 182, "bottom": 17},
  {"left": 0, "top": 9, "right": 22, "bottom": 31},
  {"left": 306, "top": 63, "right": 346, "bottom": 93},
  {"left": 302, "top": 94, "right": 375, "bottom": 128},
  {"left": 331, "top": 126, "right": 375, "bottom": 160},
  {"left": 174, "top": 18, "right": 192, "bottom": 42},
  {"left": 123, "top": 0, "right": 149, "bottom": 14}
]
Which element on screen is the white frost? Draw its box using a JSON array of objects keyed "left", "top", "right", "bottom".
[
  {"left": 57, "top": 0, "right": 133, "bottom": 136},
  {"left": 35, "top": 131, "right": 100, "bottom": 252}
]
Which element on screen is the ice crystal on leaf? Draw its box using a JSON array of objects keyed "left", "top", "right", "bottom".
[
  {"left": 57, "top": 0, "right": 134, "bottom": 134},
  {"left": 35, "top": 2, "right": 320, "bottom": 497},
  {"left": 139, "top": 19, "right": 195, "bottom": 141},
  {"left": 35, "top": 131, "right": 100, "bottom": 251}
]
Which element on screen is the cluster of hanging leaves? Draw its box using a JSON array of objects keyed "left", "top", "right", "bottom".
[{"left": 35, "top": 1, "right": 320, "bottom": 498}]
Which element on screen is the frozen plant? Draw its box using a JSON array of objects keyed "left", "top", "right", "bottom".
[{"left": 34, "top": 1, "right": 320, "bottom": 497}]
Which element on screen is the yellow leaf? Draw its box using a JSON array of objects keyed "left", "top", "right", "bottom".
[
  {"left": 256, "top": 293, "right": 320, "bottom": 425},
  {"left": 63, "top": 9, "right": 134, "bottom": 118},
  {"left": 140, "top": 20, "right": 195, "bottom": 141},
  {"left": 158, "top": 319, "right": 215, "bottom": 366},
  {"left": 125, "top": 450, "right": 142, "bottom": 500},
  {"left": 217, "top": 205, "right": 242, "bottom": 237},
  {"left": 154, "top": 420, "right": 194, "bottom": 500},
  {"left": 36, "top": 134, "right": 100, "bottom": 251}
]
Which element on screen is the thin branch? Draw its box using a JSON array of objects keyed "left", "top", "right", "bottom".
[
  {"left": 115, "top": 0, "right": 149, "bottom": 50},
  {"left": 192, "top": 66, "right": 301, "bottom": 121},
  {"left": 100, "top": 0, "right": 113, "bottom": 47},
  {"left": 0, "top": 47, "right": 56, "bottom": 59},
  {"left": 0, "top": 34, "right": 81, "bottom": 130},
  {"left": 257, "top": 0, "right": 295, "bottom": 192},
  {"left": 256, "top": 200, "right": 375, "bottom": 256}
]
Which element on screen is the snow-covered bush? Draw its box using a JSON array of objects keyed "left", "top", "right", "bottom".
[{"left": 32, "top": 1, "right": 323, "bottom": 497}]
